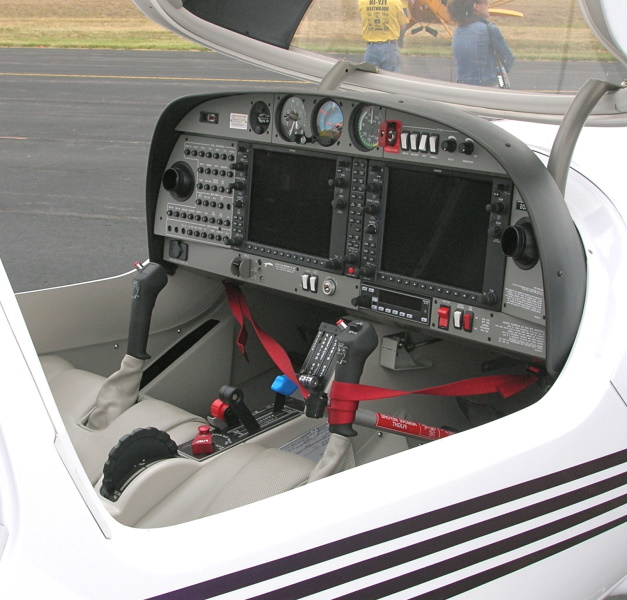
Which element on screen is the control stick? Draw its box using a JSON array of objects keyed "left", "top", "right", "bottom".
[
  {"left": 127, "top": 262, "right": 168, "bottom": 360},
  {"left": 329, "top": 319, "right": 378, "bottom": 437},
  {"left": 87, "top": 262, "right": 168, "bottom": 430}
]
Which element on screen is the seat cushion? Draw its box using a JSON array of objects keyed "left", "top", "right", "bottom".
[
  {"left": 40, "top": 355, "right": 207, "bottom": 484},
  {"left": 105, "top": 443, "right": 316, "bottom": 528}
]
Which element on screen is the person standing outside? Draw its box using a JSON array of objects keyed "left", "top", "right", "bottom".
[
  {"left": 358, "top": 0, "right": 408, "bottom": 73},
  {"left": 449, "top": 0, "right": 514, "bottom": 87}
]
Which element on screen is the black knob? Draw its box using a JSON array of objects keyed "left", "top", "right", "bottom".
[
  {"left": 324, "top": 258, "right": 342, "bottom": 269},
  {"left": 329, "top": 177, "right": 347, "bottom": 188},
  {"left": 225, "top": 236, "right": 243, "bottom": 247},
  {"left": 366, "top": 224, "right": 377, "bottom": 234},
  {"left": 228, "top": 181, "right": 245, "bottom": 192},
  {"left": 332, "top": 198, "right": 347, "bottom": 210},
  {"left": 481, "top": 292, "right": 498, "bottom": 306},
  {"left": 366, "top": 182, "right": 381, "bottom": 193},
  {"left": 234, "top": 199, "right": 244, "bottom": 208},
  {"left": 357, "top": 266, "right": 374, "bottom": 277},
  {"left": 486, "top": 201, "right": 505, "bottom": 213},
  {"left": 343, "top": 253, "right": 357, "bottom": 265},
  {"left": 459, "top": 140, "right": 475, "bottom": 155},
  {"left": 489, "top": 225, "right": 503, "bottom": 239},
  {"left": 350, "top": 295, "right": 369, "bottom": 307},
  {"left": 229, "top": 162, "right": 247, "bottom": 171},
  {"left": 442, "top": 138, "right": 457, "bottom": 152},
  {"left": 363, "top": 204, "right": 379, "bottom": 215}
]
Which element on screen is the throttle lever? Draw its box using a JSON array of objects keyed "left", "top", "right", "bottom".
[{"left": 219, "top": 385, "right": 261, "bottom": 434}]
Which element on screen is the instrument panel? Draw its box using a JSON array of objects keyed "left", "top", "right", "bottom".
[{"left": 149, "top": 91, "right": 548, "bottom": 364}]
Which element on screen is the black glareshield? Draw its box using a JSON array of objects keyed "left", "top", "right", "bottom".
[
  {"left": 330, "top": 320, "right": 378, "bottom": 437},
  {"left": 127, "top": 263, "right": 169, "bottom": 360}
]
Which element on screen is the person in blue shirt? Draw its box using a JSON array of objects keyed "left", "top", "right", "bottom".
[{"left": 449, "top": 0, "right": 514, "bottom": 87}]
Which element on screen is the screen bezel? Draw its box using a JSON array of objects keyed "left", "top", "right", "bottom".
[
  {"left": 243, "top": 145, "right": 339, "bottom": 265},
  {"left": 375, "top": 165, "right": 509, "bottom": 306}
]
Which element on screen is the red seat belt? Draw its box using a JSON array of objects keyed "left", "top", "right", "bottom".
[
  {"left": 224, "top": 284, "right": 309, "bottom": 398},
  {"left": 224, "top": 284, "right": 538, "bottom": 427},
  {"left": 329, "top": 374, "right": 538, "bottom": 426}
]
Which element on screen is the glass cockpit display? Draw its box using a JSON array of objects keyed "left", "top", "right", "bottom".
[
  {"left": 380, "top": 167, "right": 494, "bottom": 293},
  {"left": 247, "top": 148, "right": 336, "bottom": 258}
]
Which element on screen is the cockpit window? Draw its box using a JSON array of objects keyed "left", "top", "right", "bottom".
[{"left": 292, "top": 0, "right": 627, "bottom": 93}]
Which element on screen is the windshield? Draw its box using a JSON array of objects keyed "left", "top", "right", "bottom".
[{"left": 292, "top": 0, "right": 627, "bottom": 93}]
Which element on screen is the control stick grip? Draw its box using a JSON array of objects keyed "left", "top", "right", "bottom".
[
  {"left": 330, "top": 320, "right": 378, "bottom": 436},
  {"left": 127, "top": 262, "right": 168, "bottom": 360}
]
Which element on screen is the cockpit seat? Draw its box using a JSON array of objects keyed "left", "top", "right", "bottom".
[
  {"left": 40, "top": 354, "right": 207, "bottom": 484},
  {"left": 101, "top": 432, "right": 354, "bottom": 527},
  {"left": 104, "top": 442, "right": 317, "bottom": 527}
]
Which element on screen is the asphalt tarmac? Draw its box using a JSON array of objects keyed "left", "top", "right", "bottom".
[{"left": 0, "top": 47, "right": 625, "bottom": 292}]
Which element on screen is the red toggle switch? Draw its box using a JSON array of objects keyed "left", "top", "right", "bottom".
[
  {"left": 463, "top": 311, "right": 474, "bottom": 332},
  {"left": 437, "top": 306, "right": 451, "bottom": 330},
  {"left": 191, "top": 425, "right": 214, "bottom": 456}
]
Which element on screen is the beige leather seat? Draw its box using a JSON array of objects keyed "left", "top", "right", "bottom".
[
  {"left": 40, "top": 354, "right": 207, "bottom": 484},
  {"left": 104, "top": 442, "right": 317, "bottom": 527},
  {"left": 102, "top": 432, "right": 354, "bottom": 528}
]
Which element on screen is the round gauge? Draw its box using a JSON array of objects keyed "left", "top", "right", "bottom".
[
  {"left": 249, "top": 100, "right": 271, "bottom": 135},
  {"left": 354, "top": 104, "right": 385, "bottom": 151},
  {"left": 313, "top": 99, "right": 343, "bottom": 146},
  {"left": 278, "top": 96, "right": 306, "bottom": 142}
]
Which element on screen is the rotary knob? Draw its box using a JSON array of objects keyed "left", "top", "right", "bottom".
[
  {"left": 328, "top": 177, "right": 347, "bottom": 188},
  {"left": 459, "top": 140, "right": 475, "bottom": 155}
]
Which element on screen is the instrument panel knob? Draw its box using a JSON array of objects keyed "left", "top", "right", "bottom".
[{"left": 459, "top": 140, "right": 475, "bottom": 155}]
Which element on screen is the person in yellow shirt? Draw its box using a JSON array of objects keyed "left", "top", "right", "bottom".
[{"left": 358, "top": 0, "right": 409, "bottom": 72}]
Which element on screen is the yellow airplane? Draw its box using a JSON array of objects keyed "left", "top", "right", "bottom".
[{"left": 408, "top": 0, "right": 524, "bottom": 39}]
